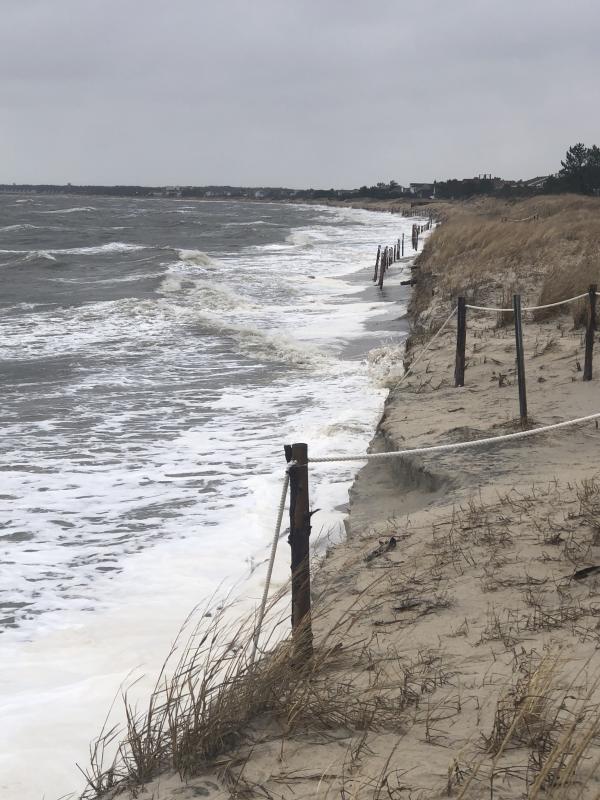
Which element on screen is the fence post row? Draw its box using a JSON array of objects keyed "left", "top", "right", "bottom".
[
  {"left": 513, "top": 294, "right": 528, "bottom": 424},
  {"left": 285, "top": 442, "right": 313, "bottom": 663},
  {"left": 584, "top": 283, "right": 597, "bottom": 382},
  {"left": 454, "top": 296, "right": 467, "bottom": 387}
]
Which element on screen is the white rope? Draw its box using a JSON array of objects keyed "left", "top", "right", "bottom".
[
  {"left": 523, "top": 293, "right": 590, "bottom": 311},
  {"left": 466, "top": 292, "right": 591, "bottom": 313},
  {"left": 391, "top": 306, "right": 457, "bottom": 390},
  {"left": 249, "top": 470, "right": 290, "bottom": 665},
  {"left": 465, "top": 304, "right": 513, "bottom": 311},
  {"left": 309, "top": 412, "right": 600, "bottom": 464}
]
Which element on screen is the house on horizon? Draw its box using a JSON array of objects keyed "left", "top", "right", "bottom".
[
  {"left": 409, "top": 182, "right": 435, "bottom": 198},
  {"left": 522, "top": 175, "right": 550, "bottom": 189}
]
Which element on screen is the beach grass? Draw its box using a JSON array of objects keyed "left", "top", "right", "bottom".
[{"left": 415, "top": 194, "right": 600, "bottom": 325}]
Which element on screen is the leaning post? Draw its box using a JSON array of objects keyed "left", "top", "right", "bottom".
[
  {"left": 583, "top": 283, "right": 597, "bottom": 381},
  {"left": 373, "top": 245, "right": 381, "bottom": 283},
  {"left": 285, "top": 442, "right": 313, "bottom": 663},
  {"left": 454, "top": 296, "right": 467, "bottom": 387},
  {"left": 401, "top": 233, "right": 405, "bottom": 257},
  {"left": 513, "top": 294, "right": 528, "bottom": 424}
]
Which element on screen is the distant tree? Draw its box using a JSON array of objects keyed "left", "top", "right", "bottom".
[
  {"left": 586, "top": 145, "right": 600, "bottom": 193},
  {"left": 559, "top": 143, "right": 589, "bottom": 192}
]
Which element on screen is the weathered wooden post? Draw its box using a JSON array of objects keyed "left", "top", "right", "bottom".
[
  {"left": 454, "top": 297, "right": 467, "bottom": 387},
  {"left": 285, "top": 442, "right": 313, "bottom": 662},
  {"left": 373, "top": 245, "right": 381, "bottom": 282},
  {"left": 378, "top": 251, "right": 385, "bottom": 288},
  {"left": 584, "top": 283, "right": 597, "bottom": 381},
  {"left": 513, "top": 294, "right": 528, "bottom": 423},
  {"left": 401, "top": 233, "right": 405, "bottom": 257}
]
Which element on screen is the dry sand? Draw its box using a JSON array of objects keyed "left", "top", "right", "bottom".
[{"left": 97, "top": 206, "right": 600, "bottom": 800}]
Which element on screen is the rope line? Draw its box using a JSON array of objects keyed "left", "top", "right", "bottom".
[
  {"left": 309, "top": 412, "right": 600, "bottom": 464},
  {"left": 466, "top": 292, "right": 591, "bottom": 313},
  {"left": 249, "top": 470, "right": 289, "bottom": 665},
  {"left": 390, "top": 306, "right": 457, "bottom": 390}
]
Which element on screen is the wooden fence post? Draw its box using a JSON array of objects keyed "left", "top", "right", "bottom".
[
  {"left": 401, "top": 233, "right": 404, "bottom": 257},
  {"left": 378, "top": 251, "right": 385, "bottom": 288},
  {"left": 373, "top": 245, "right": 381, "bottom": 283},
  {"left": 583, "top": 283, "right": 597, "bottom": 381},
  {"left": 513, "top": 294, "right": 528, "bottom": 423},
  {"left": 285, "top": 442, "right": 313, "bottom": 662},
  {"left": 454, "top": 297, "right": 467, "bottom": 387}
]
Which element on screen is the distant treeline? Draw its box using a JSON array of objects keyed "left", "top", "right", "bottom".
[
  {"left": 1, "top": 145, "right": 598, "bottom": 202},
  {"left": 0, "top": 182, "right": 367, "bottom": 201}
]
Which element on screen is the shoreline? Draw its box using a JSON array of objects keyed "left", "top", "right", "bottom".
[
  {"left": 97, "top": 196, "right": 600, "bottom": 800},
  {"left": 0, "top": 195, "right": 420, "bottom": 797}
]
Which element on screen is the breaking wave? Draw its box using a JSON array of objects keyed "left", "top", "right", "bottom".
[
  {"left": 159, "top": 275, "right": 250, "bottom": 311},
  {"left": 1, "top": 242, "right": 145, "bottom": 258},
  {"left": 39, "top": 206, "right": 97, "bottom": 214},
  {"left": 194, "top": 313, "right": 328, "bottom": 368},
  {"left": 175, "top": 248, "right": 219, "bottom": 268},
  {"left": 0, "top": 223, "right": 44, "bottom": 232}
]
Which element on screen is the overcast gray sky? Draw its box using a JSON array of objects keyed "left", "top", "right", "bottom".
[{"left": 2, "top": 0, "right": 599, "bottom": 188}]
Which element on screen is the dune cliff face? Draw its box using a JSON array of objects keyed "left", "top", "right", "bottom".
[{"left": 96, "top": 197, "right": 600, "bottom": 800}]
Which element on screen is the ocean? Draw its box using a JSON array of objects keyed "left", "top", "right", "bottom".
[{"left": 0, "top": 195, "right": 422, "bottom": 798}]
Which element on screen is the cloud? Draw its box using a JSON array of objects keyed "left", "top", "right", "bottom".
[{"left": 1, "top": 0, "right": 600, "bottom": 186}]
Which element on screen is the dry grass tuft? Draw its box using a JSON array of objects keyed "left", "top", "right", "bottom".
[
  {"left": 79, "top": 575, "right": 421, "bottom": 799},
  {"left": 414, "top": 195, "right": 600, "bottom": 325}
]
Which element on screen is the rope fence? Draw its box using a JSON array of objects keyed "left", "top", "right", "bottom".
[
  {"left": 254, "top": 279, "right": 600, "bottom": 661},
  {"left": 309, "top": 412, "right": 600, "bottom": 464},
  {"left": 466, "top": 291, "right": 592, "bottom": 313},
  {"left": 247, "top": 212, "right": 600, "bottom": 661},
  {"left": 255, "top": 408, "right": 600, "bottom": 660},
  {"left": 455, "top": 285, "right": 598, "bottom": 418}
]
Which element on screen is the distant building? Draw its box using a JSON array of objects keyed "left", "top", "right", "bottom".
[
  {"left": 522, "top": 175, "right": 550, "bottom": 189},
  {"left": 409, "top": 182, "right": 435, "bottom": 198}
]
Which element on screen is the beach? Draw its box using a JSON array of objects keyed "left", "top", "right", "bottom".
[{"left": 94, "top": 196, "right": 600, "bottom": 800}]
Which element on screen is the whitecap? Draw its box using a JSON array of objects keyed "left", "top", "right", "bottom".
[
  {"left": 194, "top": 313, "right": 328, "bottom": 369},
  {"left": 0, "top": 223, "right": 43, "bottom": 232},
  {"left": 1, "top": 242, "right": 145, "bottom": 258},
  {"left": 24, "top": 250, "right": 57, "bottom": 262},
  {"left": 175, "top": 249, "right": 219, "bottom": 268},
  {"left": 38, "top": 207, "right": 97, "bottom": 215}
]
